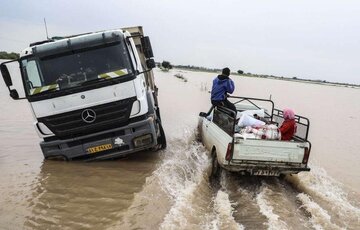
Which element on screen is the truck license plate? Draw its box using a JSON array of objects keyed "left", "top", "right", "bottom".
[
  {"left": 87, "top": 144, "right": 113, "bottom": 154},
  {"left": 253, "top": 170, "right": 280, "bottom": 176}
]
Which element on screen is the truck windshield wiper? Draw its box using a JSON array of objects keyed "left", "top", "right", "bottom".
[{"left": 81, "top": 77, "right": 108, "bottom": 86}]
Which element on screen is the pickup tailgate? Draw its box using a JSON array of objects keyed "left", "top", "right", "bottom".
[
  {"left": 229, "top": 138, "right": 310, "bottom": 175},
  {"left": 233, "top": 139, "right": 306, "bottom": 163}
]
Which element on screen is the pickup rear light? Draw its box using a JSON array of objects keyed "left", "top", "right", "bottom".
[
  {"left": 225, "top": 143, "right": 232, "bottom": 161},
  {"left": 302, "top": 147, "right": 310, "bottom": 164}
]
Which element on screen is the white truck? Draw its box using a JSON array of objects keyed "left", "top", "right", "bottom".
[
  {"left": 0, "top": 26, "right": 166, "bottom": 161},
  {"left": 198, "top": 96, "right": 311, "bottom": 178}
]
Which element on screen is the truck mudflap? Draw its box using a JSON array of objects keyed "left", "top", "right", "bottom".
[
  {"left": 40, "top": 116, "right": 158, "bottom": 161},
  {"left": 223, "top": 160, "right": 310, "bottom": 176}
]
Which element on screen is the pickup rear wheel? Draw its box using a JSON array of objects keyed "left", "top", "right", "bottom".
[
  {"left": 210, "top": 150, "right": 220, "bottom": 179},
  {"left": 279, "top": 173, "right": 286, "bottom": 180}
]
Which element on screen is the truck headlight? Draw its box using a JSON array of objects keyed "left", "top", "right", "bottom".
[
  {"left": 130, "top": 100, "right": 140, "bottom": 116},
  {"left": 36, "top": 122, "right": 53, "bottom": 135},
  {"left": 133, "top": 134, "right": 153, "bottom": 147}
]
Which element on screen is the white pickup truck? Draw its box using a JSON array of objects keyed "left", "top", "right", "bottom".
[{"left": 198, "top": 96, "right": 311, "bottom": 178}]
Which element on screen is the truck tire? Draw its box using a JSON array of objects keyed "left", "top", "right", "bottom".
[
  {"left": 210, "top": 150, "right": 220, "bottom": 179},
  {"left": 158, "top": 122, "right": 167, "bottom": 149},
  {"left": 155, "top": 107, "right": 166, "bottom": 150},
  {"left": 45, "top": 155, "right": 68, "bottom": 161}
]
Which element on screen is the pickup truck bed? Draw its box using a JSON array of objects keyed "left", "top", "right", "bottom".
[{"left": 198, "top": 96, "right": 311, "bottom": 177}]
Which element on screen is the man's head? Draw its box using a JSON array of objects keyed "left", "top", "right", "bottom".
[{"left": 222, "top": 67, "right": 230, "bottom": 76}]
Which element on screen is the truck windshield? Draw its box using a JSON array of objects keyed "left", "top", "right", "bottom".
[{"left": 22, "top": 42, "right": 134, "bottom": 96}]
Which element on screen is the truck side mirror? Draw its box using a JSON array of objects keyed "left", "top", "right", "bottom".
[
  {"left": 141, "top": 36, "right": 154, "bottom": 58},
  {"left": 9, "top": 89, "right": 19, "bottom": 100},
  {"left": 0, "top": 63, "right": 13, "bottom": 87},
  {"left": 199, "top": 112, "right": 207, "bottom": 117},
  {"left": 146, "top": 59, "right": 156, "bottom": 69}
]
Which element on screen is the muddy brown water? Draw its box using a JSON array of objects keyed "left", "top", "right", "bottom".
[{"left": 0, "top": 68, "right": 359, "bottom": 229}]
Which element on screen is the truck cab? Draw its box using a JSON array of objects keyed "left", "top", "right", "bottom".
[{"left": 1, "top": 26, "right": 166, "bottom": 160}]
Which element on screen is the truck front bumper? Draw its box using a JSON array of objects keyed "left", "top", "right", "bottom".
[{"left": 40, "top": 116, "right": 158, "bottom": 161}]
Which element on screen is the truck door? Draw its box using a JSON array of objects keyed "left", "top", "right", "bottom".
[
  {"left": 198, "top": 110, "right": 210, "bottom": 150},
  {"left": 1, "top": 60, "right": 26, "bottom": 100},
  {"left": 207, "top": 107, "right": 235, "bottom": 160}
]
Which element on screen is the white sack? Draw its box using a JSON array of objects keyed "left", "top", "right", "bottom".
[
  {"left": 238, "top": 114, "right": 265, "bottom": 127},
  {"left": 248, "top": 124, "right": 280, "bottom": 140},
  {"left": 236, "top": 109, "right": 265, "bottom": 119}
]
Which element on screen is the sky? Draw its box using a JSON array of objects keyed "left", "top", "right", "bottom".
[{"left": 1, "top": 0, "right": 359, "bottom": 84}]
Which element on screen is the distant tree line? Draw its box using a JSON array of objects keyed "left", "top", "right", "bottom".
[
  {"left": 243, "top": 73, "right": 359, "bottom": 87},
  {"left": 0, "top": 51, "right": 19, "bottom": 60},
  {"left": 157, "top": 61, "right": 359, "bottom": 87},
  {"left": 172, "top": 64, "right": 222, "bottom": 73},
  {"left": 172, "top": 64, "right": 245, "bottom": 76}
]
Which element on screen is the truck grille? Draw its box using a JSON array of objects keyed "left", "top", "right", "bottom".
[{"left": 39, "top": 97, "right": 137, "bottom": 139}]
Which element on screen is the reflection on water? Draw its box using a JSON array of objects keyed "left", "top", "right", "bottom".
[{"left": 25, "top": 151, "right": 160, "bottom": 229}]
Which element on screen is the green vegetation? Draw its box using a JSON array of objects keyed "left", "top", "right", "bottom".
[
  {"left": 156, "top": 61, "right": 173, "bottom": 72},
  {"left": 0, "top": 51, "right": 19, "bottom": 60},
  {"left": 161, "top": 61, "right": 172, "bottom": 70}
]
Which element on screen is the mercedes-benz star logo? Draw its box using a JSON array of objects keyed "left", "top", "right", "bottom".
[{"left": 81, "top": 109, "right": 96, "bottom": 123}]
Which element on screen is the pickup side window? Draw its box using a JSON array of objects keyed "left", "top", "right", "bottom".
[{"left": 213, "top": 107, "right": 235, "bottom": 135}]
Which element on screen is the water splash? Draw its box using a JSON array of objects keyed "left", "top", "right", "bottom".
[
  {"left": 297, "top": 193, "right": 342, "bottom": 230},
  {"left": 256, "top": 184, "right": 288, "bottom": 230},
  {"left": 287, "top": 164, "right": 360, "bottom": 228},
  {"left": 157, "top": 129, "right": 212, "bottom": 229},
  {"left": 212, "top": 189, "right": 244, "bottom": 230}
]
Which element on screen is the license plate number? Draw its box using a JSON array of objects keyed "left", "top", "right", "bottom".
[
  {"left": 87, "top": 144, "right": 113, "bottom": 154},
  {"left": 253, "top": 170, "right": 280, "bottom": 176}
]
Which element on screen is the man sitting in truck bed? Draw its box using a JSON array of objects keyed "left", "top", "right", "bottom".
[{"left": 211, "top": 67, "right": 236, "bottom": 113}]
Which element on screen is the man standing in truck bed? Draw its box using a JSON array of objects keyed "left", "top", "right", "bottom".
[{"left": 211, "top": 67, "right": 236, "bottom": 112}]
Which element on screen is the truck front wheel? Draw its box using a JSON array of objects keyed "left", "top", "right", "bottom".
[{"left": 158, "top": 122, "right": 167, "bottom": 149}]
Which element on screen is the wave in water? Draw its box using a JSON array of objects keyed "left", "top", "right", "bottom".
[
  {"left": 287, "top": 164, "right": 360, "bottom": 229},
  {"left": 114, "top": 128, "right": 360, "bottom": 229},
  {"left": 256, "top": 184, "right": 289, "bottom": 230}
]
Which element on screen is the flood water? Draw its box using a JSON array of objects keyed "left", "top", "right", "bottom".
[{"left": 0, "top": 68, "right": 359, "bottom": 229}]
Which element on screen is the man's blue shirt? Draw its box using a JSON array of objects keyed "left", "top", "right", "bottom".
[{"left": 211, "top": 75, "right": 235, "bottom": 101}]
